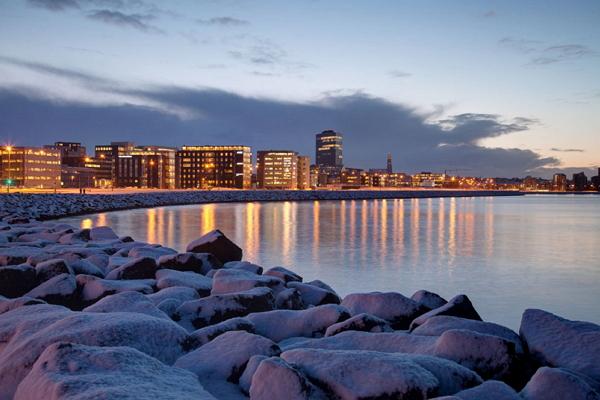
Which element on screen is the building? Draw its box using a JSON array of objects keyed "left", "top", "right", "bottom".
[
  {"left": 256, "top": 150, "right": 298, "bottom": 190},
  {"left": 552, "top": 173, "right": 567, "bottom": 192},
  {"left": 45, "top": 142, "right": 87, "bottom": 167},
  {"left": 116, "top": 146, "right": 176, "bottom": 189},
  {"left": 83, "top": 156, "right": 113, "bottom": 187},
  {"left": 591, "top": 168, "right": 600, "bottom": 191},
  {"left": 412, "top": 172, "right": 446, "bottom": 188},
  {"left": 297, "top": 156, "right": 311, "bottom": 189},
  {"left": 176, "top": 146, "right": 251, "bottom": 189},
  {"left": 0, "top": 146, "right": 61, "bottom": 190},
  {"left": 95, "top": 142, "right": 135, "bottom": 186},
  {"left": 386, "top": 153, "right": 393, "bottom": 174},
  {"left": 315, "top": 130, "right": 343, "bottom": 186},
  {"left": 341, "top": 168, "right": 363, "bottom": 188},
  {"left": 572, "top": 172, "right": 588, "bottom": 191}
]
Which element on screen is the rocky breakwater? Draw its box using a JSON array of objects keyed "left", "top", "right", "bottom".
[
  {"left": 0, "top": 217, "right": 599, "bottom": 399},
  {"left": 0, "top": 189, "right": 521, "bottom": 221}
]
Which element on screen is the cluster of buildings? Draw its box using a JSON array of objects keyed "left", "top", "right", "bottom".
[
  {"left": 519, "top": 171, "right": 600, "bottom": 192},
  {"left": 1, "top": 130, "right": 598, "bottom": 192}
]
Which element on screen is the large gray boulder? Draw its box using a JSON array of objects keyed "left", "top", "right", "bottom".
[
  {"left": 158, "top": 252, "right": 222, "bottom": 274},
  {"left": 520, "top": 367, "right": 600, "bottom": 400},
  {"left": 106, "top": 257, "right": 158, "bottom": 280},
  {"left": 83, "top": 291, "right": 170, "bottom": 320},
  {"left": 211, "top": 268, "right": 284, "bottom": 295},
  {"left": 24, "top": 273, "right": 78, "bottom": 308},
  {"left": 342, "top": 291, "right": 427, "bottom": 329},
  {"left": 186, "top": 230, "right": 242, "bottom": 264},
  {"left": 410, "top": 294, "right": 482, "bottom": 330}
]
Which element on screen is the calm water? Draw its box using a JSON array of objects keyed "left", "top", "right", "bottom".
[{"left": 59, "top": 195, "right": 600, "bottom": 329}]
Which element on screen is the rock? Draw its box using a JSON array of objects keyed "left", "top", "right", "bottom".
[
  {"left": 188, "top": 317, "right": 256, "bottom": 348},
  {"left": 520, "top": 367, "right": 600, "bottom": 400},
  {"left": 0, "top": 264, "right": 37, "bottom": 297},
  {"left": 157, "top": 298, "right": 181, "bottom": 318},
  {"left": 410, "top": 294, "right": 482, "bottom": 330},
  {"left": 89, "top": 226, "right": 119, "bottom": 241},
  {"left": 519, "top": 309, "right": 600, "bottom": 382},
  {"left": 158, "top": 252, "right": 222, "bottom": 274},
  {"left": 156, "top": 269, "right": 212, "bottom": 296},
  {"left": 412, "top": 289, "right": 448, "bottom": 310},
  {"left": 175, "top": 331, "right": 280, "bottom": 384},
  {"left": 106, "top": 256, "right": 158, "bottom": 280},
  {"left": 224, "top": 260, "right": 264, "bottom": 275},
  {"left": 14, "top": 342, "right": 216, "bottom": 400},
  {"left": 0, "top": 247, "right": 43, "bottom": 266},
  {"left": 0, "top": 311, "right": 189, "bottom": 399},
  {"left": 76, "top": 274, "right": 155, "bottom": 304},
  {"left": 305, "top": 279, "right": 336, "bottom": 292},
  {"left": 412, "top": 316, "right": 524, "bottom": 353},
  {"left": 0, "top": 296, "right": 45, "bottom": 314},
  {"left": 275, "top": 287, "right": 305, "bottom": 310},
  {"left": 239, "top": 355, "right": 269, "bottom": 394},
  {"left": 174, "top": 287, "right": 275, "bottom": 331},
  {"left": 146, "top": 286, "right": 200, "bottom": 306},
  {"left": 246, "top": 304, "right": 351, "bottom": 342},
  {"left": 186, "top": 229, "right": 242, "bottom": 264},
  {"left": 281, "top": 349, "right": 482, "bottom": 399},
  {"left": 128, "top": 246, "right": 178, "bottom": 259},
  {"left": 25, "top": 273, "right": 78, "bottom": 307},
  {"left": 342, "top": 291, "right": 427, "bottom": 329},
  {"left": 325, "top": 313, "right": 393, "bottom": 336},
  {"left": 249, "top": 357, "right": 327, "bottom": 400},
  {"left": 211, "top": 268, "right": 284, "bottom": 295},
  {"left": 83, "top": 291, "right": 170, "bottom": 320},
  {"left": 288, "top": 281, "right": 340, "bottom": 306},
  {"left": 440, "top": 380, "right": 521, "bottom": 399},
  {"left": 69, "top": 258, "right": 105, "bottom": 277},
  {"left": 264, "top": 266, "right": 302, "bottom": 282},
  {"left": 34, "top": 258, "right": 73, "bottom": 283}
]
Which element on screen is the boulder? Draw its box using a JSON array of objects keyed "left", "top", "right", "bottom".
[
  {"left": 288, "top": 281, "right": 340, "bottom": 306},
  {"left": 83, "top": 291, "right": 170, "bottom": 320},
  {"left": 128, "top": 246, "right": 178, "bottom": 260},
  {"left": 25, "top": 273, "right": 78, "bottom": 307},
  {"left": 519, "top": 309, "right": 600, "bottom": 382},
  {"left": 0, "top": 247, "right": 43, "bottom": 266},
  {"left": 69, "top": 258, "right": 105, "bottom": 277},
  {"left": 438, "top": 380, "right": 521, "bottom": 399},
  {"left": 34, "top": 258, "right": 73, "bottom": 283},
  {"left": 157, "top": 298, "right": 181, "bottom": 318},
  {"left": 305, "top": 279, "right": 336, "bottom": 292},
  {"left": 146, "top": 286, "right": 200, "bottom": 306},
  {"left": 158, "top": 252, "right": 222, "bottom": 274},
  {"left": 520, "top": 367, "right": 600, "bottom": 400},
  {"left": 89, "top": 226, "right": 119, "bottom": 241},
  {"left": 76, "top": 274, "right": 155, "bottom": 304},
  {"left": 249, "top": 357, "right": 327, "bottom": 400},
  {"left": 174, "top": 287, "right": 275, "bottom": 331},
  {"left": 156, "top": 269, "right": 212, "bottom": 296},
  {"left": 224, "top": 261, "right": 264, "bottom": 275},
  {"left": 264, "top": 266, "right": 302, "bottom": 282},
  {"left": 246, "top": 304, "right": 351, "bottom": 342},
  {"left": 14, "top": 343, "right": 216, "bottom": 400},
  {"left": 0, "top": 264, "right": 37, "bottom": 297},
  {"left": 0, "top": 295, "right": 45, "bottom": 314},
  {"left": 106, "top": 256, "right": 157, "bottom": 280},
  {"left": 410, "top": 295, "right": 482, "bottom": 330},
  {"left": 239, "top": 355, "right": 269, "bottom": 394},
  {"left": 186, "top": 230, "right": 242, "bottom": 264},
  {"left": 211, "top": 268, "right": 284, "bottom": 295},
  {"left": 325, "top": 313, "right": 393, "bottom": 336},
  {"left": 342, "top": 291, "right": 427, "bottom": 329},
  {"left": 411, "top": 289, "right": 448, "bottom": 310},
  {"left": 188, "top": 317, "right": 256, "bottom": 348},
  {"left": 275, "top": 287, "right": 305, "bottom": 310}
]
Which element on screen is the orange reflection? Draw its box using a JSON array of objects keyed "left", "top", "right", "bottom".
[
  {"left": 411, "top": 199, "right": 420, "bottom": 263},
  {"left": 81, "top": 218, "right": 93, "bottom": 229},
  {"left": 380, "top": 200, "right": 388, "bottom": 261},
  {"left": 146, "top": 208, "right": 156, "bottom": 243},
  {"left": 244, "top": 202, "right": 260, "bottom": 262},
  {"left": 448, "top": 197, "right": 457, "bottom": 264},
  {"left": 201, "top": 204, "right": 216, "bottom": 235},
  {"left": 97, "top": 213, "right": 107, "bottom": 227},
  {"left": 312, "top": 201, "right": 320, "bottom": 262}
]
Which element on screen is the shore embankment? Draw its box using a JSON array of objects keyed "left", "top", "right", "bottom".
[{"left": 0, "top": 189, "right": 522, "bottom": 220}]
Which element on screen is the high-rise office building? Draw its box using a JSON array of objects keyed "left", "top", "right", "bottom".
[
  {"left": 45, "top": 142, "right": 87, "bottom": 167},
  {"left": 95, "top": 142, "right": 135, "bottom": 186},
  {"left": 386, "top": 153, "right": 393, "bottom": 174},
  {"left": 552, "top": 173, "right": 567, "bottom": 192},
  {"left": 256, "top": 150, "right": 298, "bottom": 189},
  {"left": 176, "top": 146, "right": 252, "bottom": 189},
  {"left": 572, "top": 172, "right": 588, "bottom": 191},
  {"left": 297, "top": 155, "right": 311, "bottom": 189},
  {"left": 116, "top": 146, "right": 176, "bottom": 189},
  {"left": 316, "top": 130, "right": 343, "bottom": 168},
  {"left": 0, "top": 146, "right": 61, "bottom": 189},
  {"left": 591, "top": 168, "right": 600, "bottom": 191}
]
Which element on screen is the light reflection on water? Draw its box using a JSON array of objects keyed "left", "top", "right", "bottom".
[{"left": 59, "top": 195, "right": 600, "bottom": 329}]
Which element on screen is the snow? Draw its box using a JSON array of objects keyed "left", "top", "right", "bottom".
[
  {"left": 520, "top": 367, "right": 600, "bottom": 400},
  {"left": 0, "top": 296, "right": 45, "bottom": 314},
  {"left": 211, "top": 268, "right": 284, "bottom": 295},
  {"left": 224, "top": 261, "right": 264, "bottom": 275},
  {"left": 106, "top": 256, "right": 158, "bottom": 280},
  {"left": 188, "top": 317, "right": 256, "bottom": 348},
  {"left": 146, "top": 286, "right": 199, "bottom": 306},
  {"left": 186, "top": 229, "right": 243, "bottom": 264},
  {"left": 158, "top": 252, "right": 222, "bottom": 274},
  {"left": 519, "top": 309, "right": 600, "bottom": 382},
  {"left": 324, "top": 312, "right": 393, "bottom": 336},
  {"left": 76, "top": 274, "right": 155, "bottom": 304},
  {"left": 128, "top": 246, "right": 178, "bottom": 260},
  {"left": 89, "top": 226, "right": 119, "bottom": 241},
  {"left": 24, "top": 273, "right": 77, "bottom": 307},
  {"left": 264, "top": 266, "right": 302, "bottom": 283},
  {"left": 238, "top": 355, "right": 268, "bottom": 394},
  {"left": 246, "top": 304, "right": 351, "bottom": 342},
  {"left": 275, "top": 287, "right": 304, "bottom": 310},
  {"left": 410, "top": 294, "right": 482, "bottom": 330},
  {"left": 287, "top": 281, "right": 340, "bottom": 306},
  {"left": 69, "top": 258, "right": 105, "bottom": 277},
  {"left": 83, "top": 291, "right": 171, "bottom": 320},
  {"left": 341, "top": 291, "right": 427, "bottom": 329},
  {"left": 34, "top": 258, "right": 73, "bottom": 282},
  {"left": 437, "top": 380, "right": 521, "bottom": 399},
  {"left": 411, "top": 289, "right": 448, "bottom": 310},
  {"left": 156, "top": 268, "right": 212, "bottom": 296},
  {"left": 14, "top": 342, "right": 216, "bottom": 400}
]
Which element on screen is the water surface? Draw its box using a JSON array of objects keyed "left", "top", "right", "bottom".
[{"left": 59, "top": 194, "right": 600, "bottom": 329}]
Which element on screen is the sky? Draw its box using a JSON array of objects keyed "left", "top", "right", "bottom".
[{"left": 0, "top": 0, "right": 598, "bottom": 178}]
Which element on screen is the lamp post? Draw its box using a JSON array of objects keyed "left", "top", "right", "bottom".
[{"left": 6, "top": 146, "right": 12, "bottom": 193}]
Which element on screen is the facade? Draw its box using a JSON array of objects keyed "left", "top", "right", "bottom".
[
  {"left": 176, "top": 146, "right": 251, "bottom": 189},
  {"left": 572, "top": 172, "right": 588, "bottom": 191},
  {"left": 0, "top": 146, "right": 61, "bottom": 189},
  {"left": 297, "top": 155, "right": 311, "bottom": 189},
  {"left": 591, "top": 168, "right": 600, "bottom": 191},
  {"left": 256, "top": 150, "right": 298, "bottom": 189},
  {"left": 46, "top": 142, "right": 87, "bottom": 167},
  {"left": 116, "top": 146, "right": 176, "bottom": 189},
  {"left": 341, "top": 168, "right": 363, "bottom": 187},
  {"left": 316, "top": 130, "right": 343, "bottom": 167},
  {"left": 386, "top": 153, "right": 393, "bottom": 174},
  {"left": 412, "top": 172, "right": 446, "bottom": 188},
  {"left": 552, "top": 173, "right": 567, "bottom": 192},
  {"left": 95, "top": 142, "right": 135, "bottom": 186}
]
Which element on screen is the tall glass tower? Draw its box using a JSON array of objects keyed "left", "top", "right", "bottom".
[{"left": 315, "top": 130, "right": 343, "bottom": 168}]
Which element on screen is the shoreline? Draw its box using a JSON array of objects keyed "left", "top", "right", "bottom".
[{"left": 0, "top": 189, "right": 522, "bottom": 221}]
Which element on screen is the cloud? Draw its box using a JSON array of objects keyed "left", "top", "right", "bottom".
[
  {"left": 196, "top": 17, "right": 249, "bottom": 26},
  {"left": 530, "top": 44, "right": 597, "bottom": 65},
  {"left": 498, "top": 37, "right": 541, "bottom": 54},
  {"left": 550, "top": 147, "right": 585, "bottom": 153},
  {"left": 27, "top": 0, "right": 80, "bottom": 11},
  {"left": 388, "top": 70, "right": 412, "bottom": 78},
  {"left": 87, "top": 9, "right": 163, "bottom": 33}
]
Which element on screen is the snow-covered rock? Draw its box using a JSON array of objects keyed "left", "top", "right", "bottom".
[
  {"left": 239, "top": 354, "right": 268, "bottom": 394},
  {"left": 436, "top": 380, "right": 521, "bottom": 399},
  {"left": 0, "top": 264, "right": 37, "bottom": 297},
  {"left": 24, "top": 273, "right": 78, "bottom": 307},
  {"left": 410, "top": 294, "right": 482, "bottom": 330},
  {"left": 246, "top": 304, "right": 351, "bottom": 342},
  {"left": 275, "top": 287, "right": 305, "bottom": 310},
  {"left": 158, "top": 252, "right": 222, "bottom": 274},
  {"left": 188, "top": 317, "right": 256, "bottom": 348},
  {"left": 128, "top": 245, "right": 178, "bottom": 260},
  {"left": 520, "top": 367, "right": 600, "bottom": 400},
  {"left": 519, "top": 309, "right": 600, "bottom": 382},
  {"left": 14, "top": 342, "right": 216, "bottom": 400},
  {"left": 83, "top": 291, "right": 170, "bottom": 320},
  {"left": 156, "top": 268, "right": 212, "bottom": 296},
  {"left": 89, "top": 226, "right": 119, "bottom": 241},
  {"left": 76, "top": 274, "right": 155, "bottom": 304},
  {"left": 106, "top": 256, "right": 158, "bottom": 280},
  {"left": 34, "top": 258, "right": 73, "bottom": 283},
  {"left": 0, "top": 247, "right": 43, "bottom": 266},
  {"left": 69, "top": 258, "right": 105, "bottom": 277},
  {"left": 411, "top": 289, "right": 448, "bottom": 310},
  {"left": 224, "top": 260, "right": 264, "bottom": 275},
  {"left": 211, "top": 268, "right": 284, "bottom": 295},
  {"left": 288, "top": 281, "right": 340, "bottom": 306},
  {"left": 325, "top": 312, "right": 393, "bottom": 336},
  {"left": 264, "top": 266, "right": 302, "bottom": 283},
  {"left": 174, "top": 287, "right": 275, "bottom": 331},
  {"left": 0, "top": 295, "right": 45, "bottom": 314},
  {"left": 146, "top": 286, "right": 200, "bottom": 306},
  {"left": 249, "top": 356, "right": 327, "bottom": 400},
  {"left": 186, "top": 230, "right": 242, "bottom": 264},
  {"left": 341, "top": 291, "right": 427, "bottom": 329}
]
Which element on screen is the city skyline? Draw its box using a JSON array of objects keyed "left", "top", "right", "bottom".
[{"left": 1, "top": 1, "right": 599, "bottom": 178}]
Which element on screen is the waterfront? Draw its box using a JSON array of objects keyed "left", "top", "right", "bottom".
[{"left": 60, "top": 194, "right": 600, "bottom": 329}]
